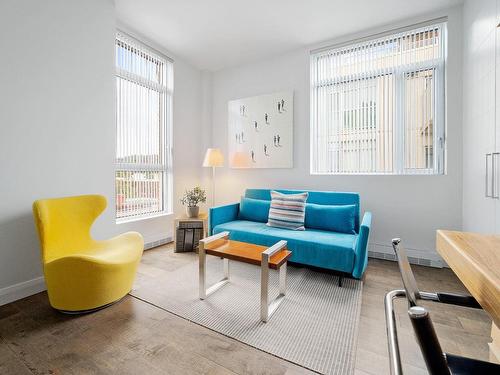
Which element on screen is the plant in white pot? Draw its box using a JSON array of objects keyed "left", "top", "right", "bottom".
[{"left": 180, "top": 186, "right": 207, "bottom": 218}]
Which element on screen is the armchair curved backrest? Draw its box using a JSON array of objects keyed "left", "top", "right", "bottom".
[{"left": 33, "top": 195, "right": 107, "bottom": 262}]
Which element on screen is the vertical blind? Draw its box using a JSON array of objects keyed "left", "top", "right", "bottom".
[
  {"left": 310, "top": 21, "right": 446, "bottom": 175},
  {"left": 115, "top": 31, "right": 173, "bottom": 221}
]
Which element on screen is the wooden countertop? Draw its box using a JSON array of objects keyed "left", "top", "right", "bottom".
[{"left": 436, "top": 230, "right": 500, "bottom": 327}]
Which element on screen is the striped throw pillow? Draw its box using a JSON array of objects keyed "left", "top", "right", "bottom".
[{"left": 267, "top": 191, "right": 309, "bottom": 230}]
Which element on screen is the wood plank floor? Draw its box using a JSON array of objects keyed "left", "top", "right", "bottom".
[{"left": 0, "top": 244, "right": 492, "bottom": 375}]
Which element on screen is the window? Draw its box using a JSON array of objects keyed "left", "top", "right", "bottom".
[
  {"left": 115, "top": 31, "right": 173, "bottom": 221},
  {"left": 310, "top": 22, "right": 446, "bottom": 175}
]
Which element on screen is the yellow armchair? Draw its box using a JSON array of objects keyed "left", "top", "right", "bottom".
[{"left": 32, "top": 195, "right": 144, "bottom": 312}]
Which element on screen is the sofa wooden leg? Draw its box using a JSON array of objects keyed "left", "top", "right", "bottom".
[{"left": 338, "top": 276, "right": 343, "bottom": 287}]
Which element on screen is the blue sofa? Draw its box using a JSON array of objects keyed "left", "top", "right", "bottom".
[{"left": 209, "top": 189, "right": 372, "bottom": 279}]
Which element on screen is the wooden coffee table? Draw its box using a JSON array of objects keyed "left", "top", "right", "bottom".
[{"left": 198, "top": 231, "right": 291, "bottom": 322}]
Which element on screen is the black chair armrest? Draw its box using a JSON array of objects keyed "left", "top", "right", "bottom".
[
  {"left": 436, "top": 292, "right": 482, "bottom": 309},
  {"left": 408, "top": 306, "right": 451, "bottom": 375},
  {"left": 446, "top": 352, "right": 500, "bottom": 374}
]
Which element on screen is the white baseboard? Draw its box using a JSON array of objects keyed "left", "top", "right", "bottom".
[{"left": 0, "top": 276, "right": 46, "bottom": 307}]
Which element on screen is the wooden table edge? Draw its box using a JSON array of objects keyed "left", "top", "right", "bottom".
[
  {"left": 436, "top": 229, "right": 500, "bottom": 359},
  {"left": 204, "top": 240, "right": 292, "bottom": 270},
  {"left": 436, "top": 230, "right": 500, "bottom": 306}
]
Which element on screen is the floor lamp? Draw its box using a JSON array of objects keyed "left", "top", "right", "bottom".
[{"left": 203, "top": 148, "right": 224, "bottom": 207}]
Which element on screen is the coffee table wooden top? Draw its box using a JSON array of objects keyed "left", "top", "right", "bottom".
[{"left": 203, "top": 239, "right": 291, "bottom": 269}]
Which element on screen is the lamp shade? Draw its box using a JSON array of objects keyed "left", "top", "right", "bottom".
[{"left": 203, "top": 148, "right": 224, "bottom": 167}]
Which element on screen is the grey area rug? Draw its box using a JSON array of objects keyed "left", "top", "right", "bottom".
[{"left": 131, "top": 252, "right": 363, "bottom": 375}]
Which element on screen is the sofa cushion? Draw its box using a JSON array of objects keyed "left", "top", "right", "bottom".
[
  {"left": 305, "top": 203, "right": 356, "bottom": 234},
  {"left": 267, "top": 191, "right": 308, "bottom": 230},
  {"left": 213, "top": 220, "right": 357, "bottom": 273},
  {"left": 238, "top": 197, "right": 270, "bottom": 223},
  {"left": 245, "top": 188, "right": 360, "bottom": 232}
]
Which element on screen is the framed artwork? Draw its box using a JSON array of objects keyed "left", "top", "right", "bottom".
[{"left": 228, "top": 91, "right": 293, "bottom": 168}]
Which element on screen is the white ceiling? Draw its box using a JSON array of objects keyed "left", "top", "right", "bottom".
[{"left": 115, "top": 0, "right": 462, "bottom": 72}]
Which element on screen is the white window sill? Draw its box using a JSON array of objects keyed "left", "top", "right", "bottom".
[
  {"left": 116, "top": 211, "right": 173, "bottom": 225},
  {"left": 310, "top": 171, "right": 444, "bottom": 176}
]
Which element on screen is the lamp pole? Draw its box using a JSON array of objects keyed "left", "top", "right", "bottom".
[
  {"left": 212, "top": 166, "right": 216, "bottom": 207},
  {"left": 203, "top": 148, "right": 223, "bottom": 208}
]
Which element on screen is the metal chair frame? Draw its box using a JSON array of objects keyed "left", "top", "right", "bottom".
[{"left": 385, "top": 238, "right": 487, "bottom": 375}]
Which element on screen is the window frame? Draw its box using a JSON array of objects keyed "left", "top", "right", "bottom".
[
  {"left": 309, "top": 21, "right": 447, "bottom": 176},
  {"left": 115, "top": 31, "right": 174, "bottom": 223}
]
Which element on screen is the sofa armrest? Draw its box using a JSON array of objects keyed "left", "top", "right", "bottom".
[
  {"left": 208, "top": 203, "right": 240, "bottom": 235},
  {"left": 352, "top": 212, "right": 372, "bottom": 279}
]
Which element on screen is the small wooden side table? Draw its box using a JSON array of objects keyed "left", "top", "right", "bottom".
[{"left": 173, "top": 213, "right": 208, "bottom": 252}]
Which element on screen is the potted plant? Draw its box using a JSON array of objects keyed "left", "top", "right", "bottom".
[{"left": 180, "top": 186, "right": 207, "bottom": 218}]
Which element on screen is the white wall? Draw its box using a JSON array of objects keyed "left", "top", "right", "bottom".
[
  {"left": 462, "top": 0, "right": 499, "bottom": 233},
  {"left": 210, "top": 6, "right": 463, "bottom": 263},
  {"left": 0, "top": 0, "right": 204, "bottom": 305}
]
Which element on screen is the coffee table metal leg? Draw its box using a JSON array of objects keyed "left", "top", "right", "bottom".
[
  {"left": 260, "top": 254, "right": 270, "bottom": 321},
  {"left": 199, "top": 240, "right": 207, "bottom": 299},
  {"left": 223, "top": 258, "right": 230, "bottom": 279},
  {"left": 260, "top": 240, "right": 288, "bottom": 323},
  {"left": 204, "top": 260, "right": 230, "bottom": 298},
  {"left": 199, "top": 231, "right": 230, "bottom": 300},
  {"left": 279, "top": 261, "right": 287, "bottom": 295}
]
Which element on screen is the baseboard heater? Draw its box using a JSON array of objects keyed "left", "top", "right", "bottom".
[
  {"left": 144, "top": 237, "right": 172, "bottom": 251},
  {"left": 368, "top": 250, "right": 443, "bottom": 268}
]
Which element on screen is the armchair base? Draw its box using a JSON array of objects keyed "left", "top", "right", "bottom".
[{"left": 57, "top": 296, "right": 126, "bottom": 315}]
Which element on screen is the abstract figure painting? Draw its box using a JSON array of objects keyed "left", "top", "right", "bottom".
[{"left": 228, "top": 91, "right": 293, "bottom": 168}]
